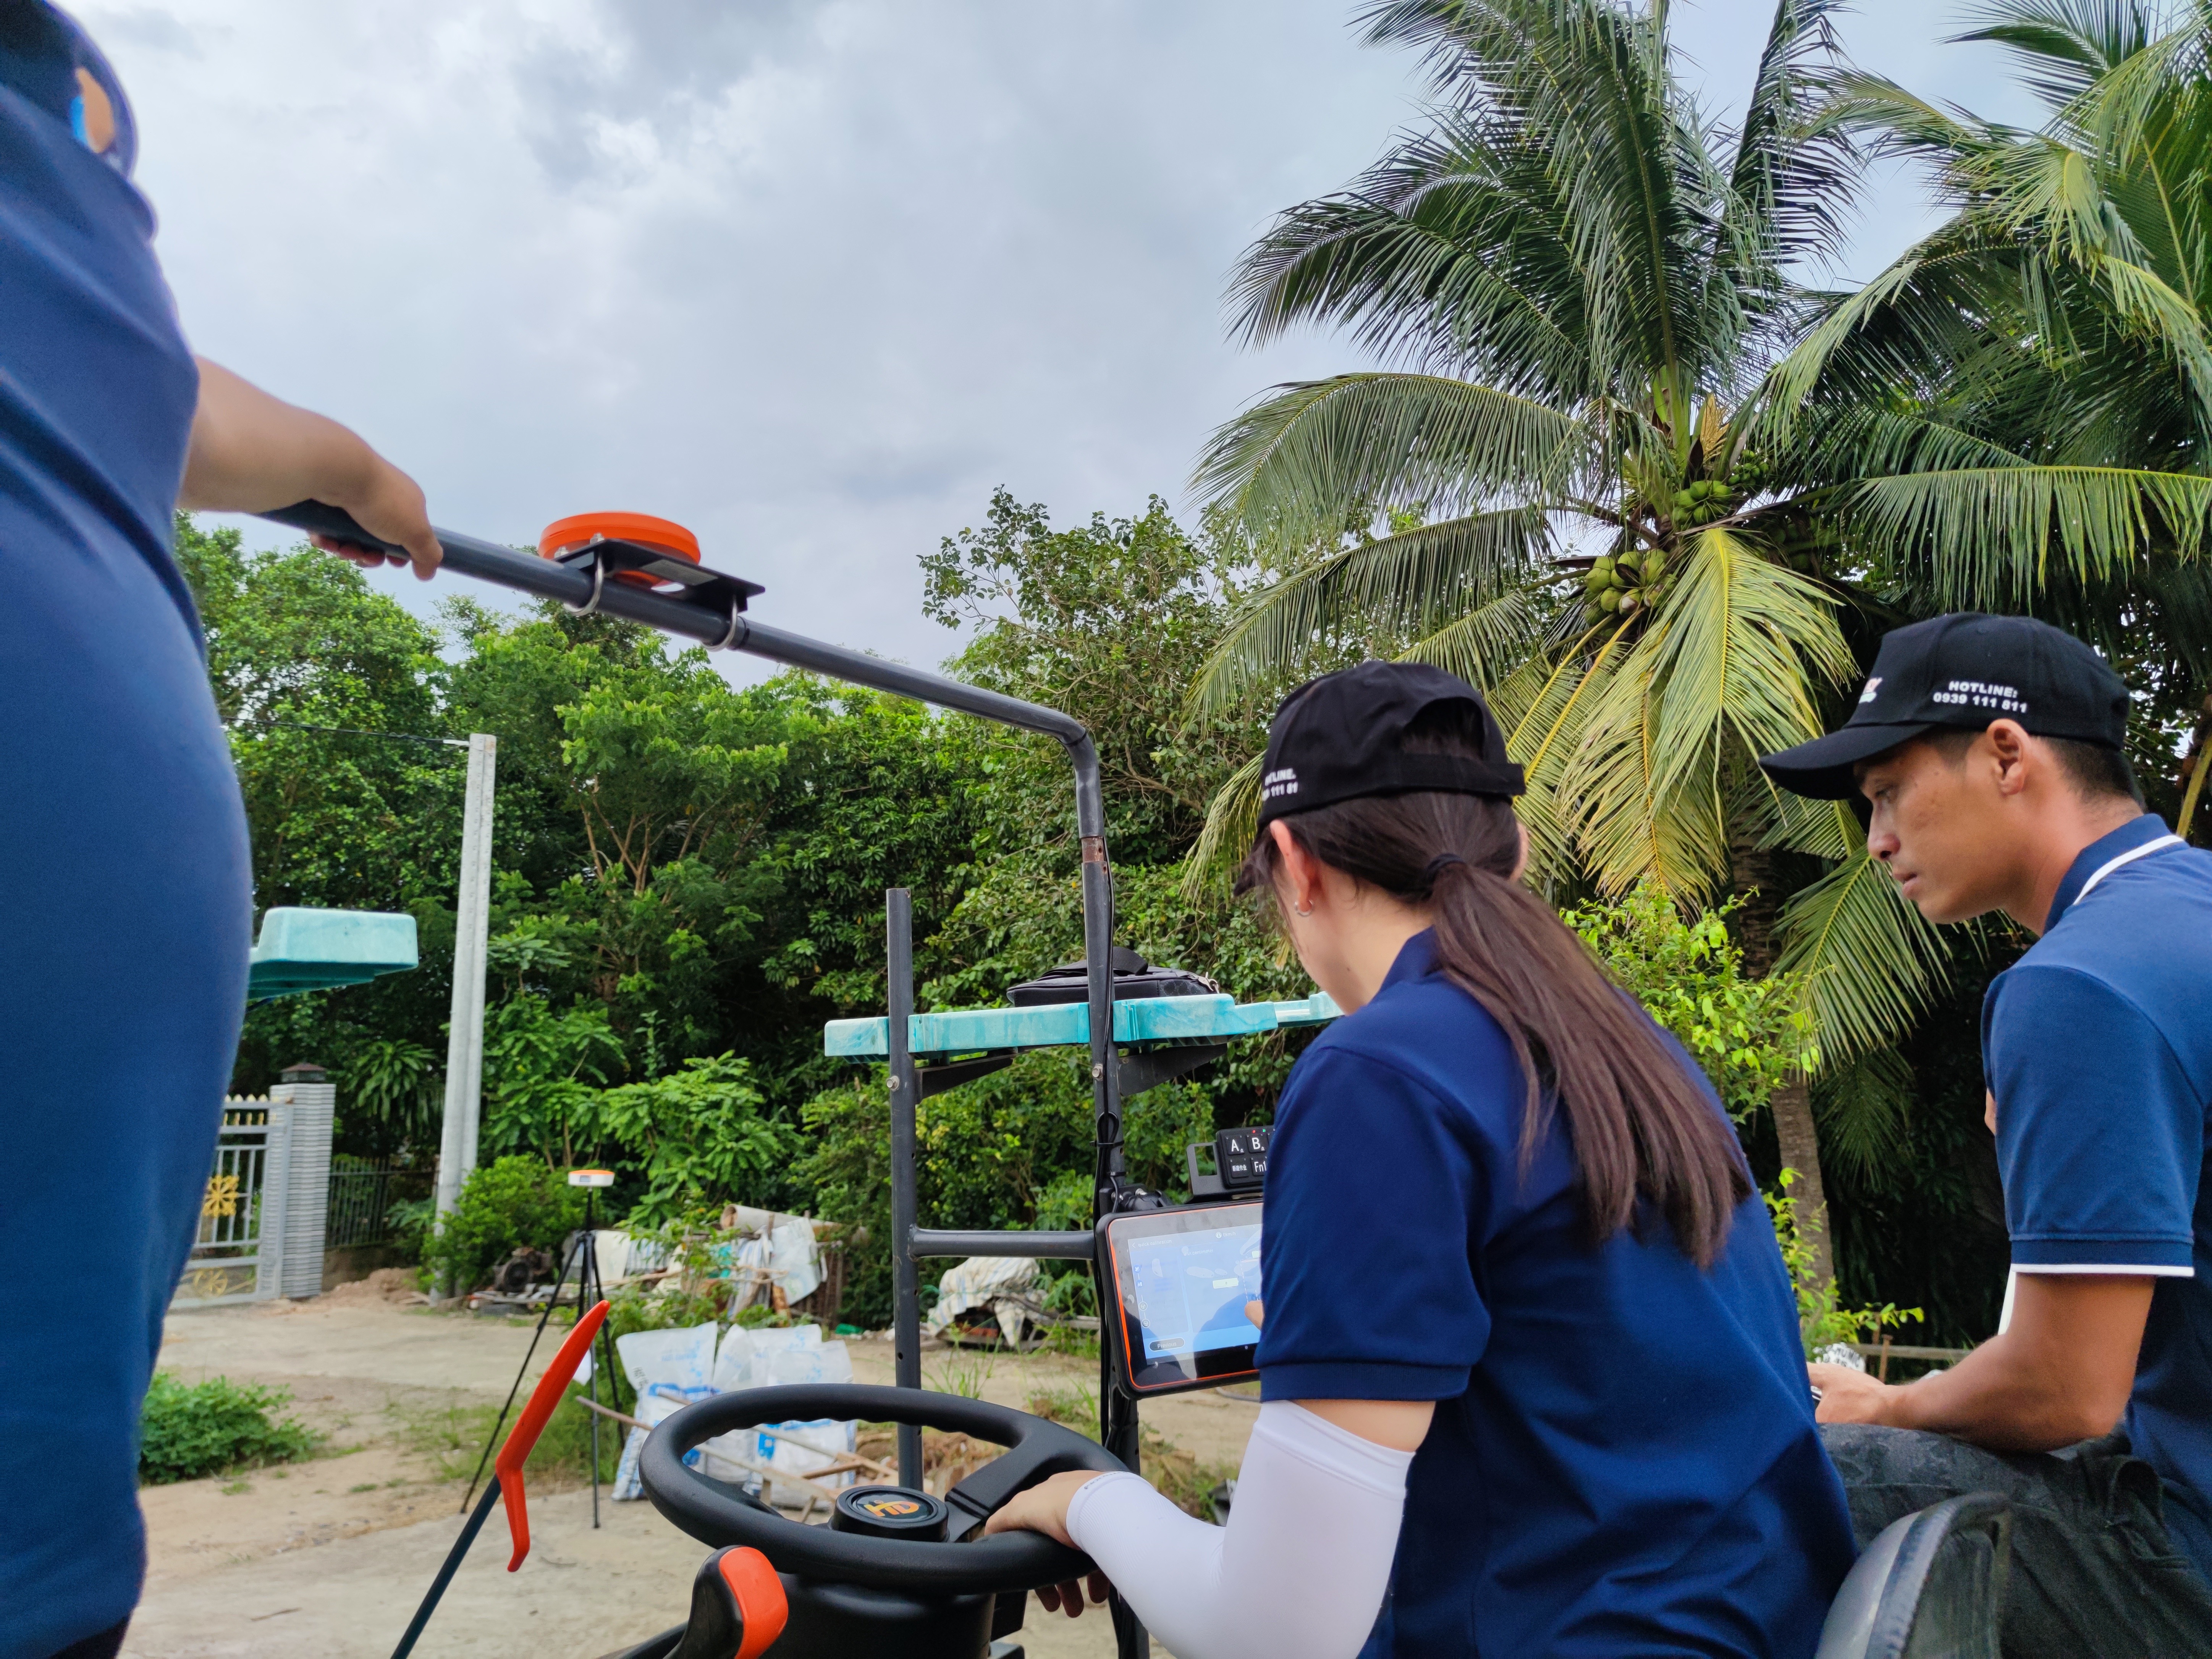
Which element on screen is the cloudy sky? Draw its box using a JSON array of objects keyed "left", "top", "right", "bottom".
[{"left": 84, "top": 0, "right": 2044, "bottom": 679}]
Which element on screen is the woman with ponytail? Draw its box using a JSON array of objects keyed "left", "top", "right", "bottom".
[{"left": 990, "top": 661, "right": 1854, "bottom": 1658}]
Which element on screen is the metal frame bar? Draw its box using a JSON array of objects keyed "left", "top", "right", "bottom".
[{"left": 258, "top": 504, "right": 1148, "bottom": 1659}]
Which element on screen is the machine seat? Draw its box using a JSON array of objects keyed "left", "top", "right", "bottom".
[{"left": 1817, "top": 1494, "right": 2012, "bottom": 1659}]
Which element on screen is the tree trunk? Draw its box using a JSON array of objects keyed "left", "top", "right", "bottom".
[
  {"left": 1728, "top": 818, "right": 1836, "bottom": 1290},
  {"left": 1768, "top": 1077, "right": 1834, "bottom": 1287}
]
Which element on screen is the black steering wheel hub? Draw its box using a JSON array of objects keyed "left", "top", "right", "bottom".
[{"left": 833, "top": 1485, "right": 949, "bottom": 1541}]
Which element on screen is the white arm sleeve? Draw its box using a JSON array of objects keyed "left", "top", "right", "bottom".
[{"left": 1061, "top": 1400, "right": 1413, "bottom": 1659}]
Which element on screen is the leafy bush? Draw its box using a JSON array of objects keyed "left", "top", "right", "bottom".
[
  {"left": 423, "top": 1154, "right": 585, "bottom": 1294},
  {"left": 1563, "top": 881, "right": 1817, "bottom": 1120},
  {"left": 139, "top": 1373, "right": 321, "bottom": 1484},
  {"left": 1769, "top": 1169, "right": 1922, "bottom": 1356}
]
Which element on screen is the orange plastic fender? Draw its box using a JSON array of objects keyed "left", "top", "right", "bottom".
[{"left": 495, "top": 1298, "right": 611, "bottom": 1571}]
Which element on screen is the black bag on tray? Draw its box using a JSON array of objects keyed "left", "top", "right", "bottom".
[{"left": 1006, "top": 946, "right": 1219, "bottom": 1006}]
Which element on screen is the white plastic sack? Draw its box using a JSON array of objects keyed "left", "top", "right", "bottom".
[
  {"left": 699, "top": 1416, "right": 857, "bottom": 1507},
  {"left": 719, "top": 1211, "right": 825, "bottom": 1309},
  {"left": 604, "top": 1321, "right": 721, "bottom": 1500},
  {"left": 589, "top": 1229, "right": 630, "bottom": 1281},
  {"left": 696, "top": 1334, "right": 855, "bottom": 1505},
  {"left": 577, "top": 1313, "right": 719, "bottom": 1389},
  {"left": 711, "top": 1323, "right": 823, "bottom": 1393},
  {"left": 926, "top": 1255, "right": 1041, "bottom": 1347}
]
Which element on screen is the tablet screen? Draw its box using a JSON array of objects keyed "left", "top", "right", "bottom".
[{"left": 1102, "top": 1203, "right": 1264, "bottom": 1394}]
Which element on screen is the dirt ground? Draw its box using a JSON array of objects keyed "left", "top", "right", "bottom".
[{"left": 127, "top": 1284, "right": 1256, "bottom": 1659}]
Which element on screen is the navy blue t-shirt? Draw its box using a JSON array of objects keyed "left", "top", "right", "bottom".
[
  {"left": 2, "top": 8, "right": 252, "bottom": 1655},
  {"left": 1981, "top": 813, "right": 2212, "bottom": 1581},
  {"left": 1257, "top": 932, "right": 1855, "bottom": 1658}
]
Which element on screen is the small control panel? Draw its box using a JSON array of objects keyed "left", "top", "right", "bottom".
[
  {"left": 1214, "top": 1125, "right": 1270, "bottom": 1190},
  {"left": 1185, "top": 1122, "right": 1272, "bottom": 1199}
]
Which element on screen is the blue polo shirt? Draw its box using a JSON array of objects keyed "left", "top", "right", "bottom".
[
  {"left": 1982, "top": 813, "right": 2212, "bottom": 1581},
  {"left": 2, "top": 8, "right": 253, "bottom": 1656},
  {"left": 1258, "top": 931, "right": 1855, "bottom": 1658}
]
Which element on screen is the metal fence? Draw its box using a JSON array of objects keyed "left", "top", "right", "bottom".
[{"left": 327, "top": 1156, "right": 395, "bottom": 1248}]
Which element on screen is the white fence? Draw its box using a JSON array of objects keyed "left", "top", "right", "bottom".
[{"left": 173, "top": 1069, "right": 337, "bottom": 1308}]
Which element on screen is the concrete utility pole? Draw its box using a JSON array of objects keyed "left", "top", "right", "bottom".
[{"left": 434, "top": 732, "right": 497, "bottom": 1222}]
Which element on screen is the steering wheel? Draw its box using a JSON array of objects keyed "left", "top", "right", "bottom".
[{"left": 640, "top": 1384, "right": 1128, "bottom": 1596}]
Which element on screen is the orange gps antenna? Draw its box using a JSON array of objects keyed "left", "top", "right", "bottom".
[
  {"left": 389, "top": 1298, "right": 611, "bottom": 1659},
  {"left": 540, "top": 511, "right": 701, "bottom": 590}
]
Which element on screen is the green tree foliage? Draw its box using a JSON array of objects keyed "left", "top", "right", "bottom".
[
  {"left": 186, "top": 479, "right": 1950, "bottom": 1330},
  {"left": 592, "top": 1057, "right": 797, "bottom": 1226},
  {"left": 1563, "top": 882, "right": 1818, "bottom": 1120}
]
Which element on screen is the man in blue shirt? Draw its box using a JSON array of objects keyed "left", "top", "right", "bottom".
[
  {"left": 1762, "top": 613, "right": 2212, "bottom": 1657},
  {"left": 3, "top": 7, "right": 437, "bottom": 1657}
]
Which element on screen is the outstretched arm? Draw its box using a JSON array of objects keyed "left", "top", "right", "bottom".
[
  {"left": 1811, "top": 1273, "right": 2153, "bottom": 1451},
  {"left": 180, "top": 358, "right": 441, "bottom": 578},
  {"left": 985, "top": 1398, "right": 1429, "bottom": 1659}
]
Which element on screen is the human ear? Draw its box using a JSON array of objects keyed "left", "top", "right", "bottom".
[
  {"left": 1985, "top": 720, "right": 2031, "bottom": 798},
  {"left": 1510, "top": 820, "right": 1530, "bottom": 884},
  {"left": 1268, "top": 821, "right": 1321, "bottom": 915}
]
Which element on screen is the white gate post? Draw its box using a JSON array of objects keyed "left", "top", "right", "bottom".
[
  {"left": 435, "top": 733, "right": 497, "bottom": 1221},
  {"left": 275, "top": 1062, "right": 336, "bottom": 1298},
  {"left": 258, "top": 1098, "right": 293, "bottom": 1301}
]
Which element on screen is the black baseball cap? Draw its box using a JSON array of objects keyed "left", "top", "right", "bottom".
[
  {"left": 1256, "top": 660, "right": 1524, "bottom": 826},
  {"left": 1759, "top": 613, "right": 2130, "bottom": 799}
]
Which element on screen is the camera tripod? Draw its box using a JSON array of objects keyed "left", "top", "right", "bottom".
[{"left": 461, "top": 1179, "right": 624, "bottom": 1526}]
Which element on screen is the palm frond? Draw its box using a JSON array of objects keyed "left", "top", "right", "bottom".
[
  {"left": 1563, "top": 634, "right": 1735, "bottom": 897},
  {"left": 1774, "top": 847, "right": 1958, "bottom": 1060},
  {"left": 1849, "top": 464, "right": 2212, "bottom": 605},
  {"left": 1718, "top": 0, "right": 1862, "bottom": 282},
  {"left": 1226, "top": 115, "right": 1596, "bottom": 395},
  {"left": 1562, "top": 528, "right": 1854, "bottom": 899},
  {"left": 1195, "top": 373, "right": 1586, "bottom": 528},
  {"left": 1181, "top": 753, "right": 1265, "bottom": 904},
  {"left": 1395, "top": 585, "right": 1554, "bottom": 689},
  {"left": 1485, "top": 617, "right": 1636, "bottom": 881},
  {"left": 1813, "top": 1045, "right": 1918, "bottom": 1185},
  {"left": 1188, "top": 508, "right": 1556, "bottom": 715},
  {"left": 1353, "top": 0, "right": 1738, "bottom": 393}
]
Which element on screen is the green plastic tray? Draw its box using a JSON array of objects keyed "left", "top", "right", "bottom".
[
  {"left": 247, "top": 907, "right": 420, "bottom": 1001},
  {"left": 823, "top": 990, "right": 1339, "bottom": 1058}
]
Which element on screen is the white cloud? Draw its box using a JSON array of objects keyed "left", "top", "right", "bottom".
[{"left": 81, "top": 0, "right": 2026, "bottom": 684}]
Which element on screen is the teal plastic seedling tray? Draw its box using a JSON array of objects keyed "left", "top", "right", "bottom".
[
  {"left": 823, "top": 990, "right": 1339, "bottom": 1059},
  {"left": 247, "top": 907, "right": 420, "bottom": 1001}
]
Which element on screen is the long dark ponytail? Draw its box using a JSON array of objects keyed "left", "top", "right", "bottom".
[{"left": 1237, "top": 704, "right": 1750, "bottom": 1268}]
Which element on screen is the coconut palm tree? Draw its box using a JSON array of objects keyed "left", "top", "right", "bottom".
[
  {"left": 1187, "top": 0, "right": 1893, "bottom": 1279},
  {"left": 1769, "top": 0, "right": 2212, "bottom": 823},
  {"left": 1187, "top": 0, "right": 2212, "bottom": 1283}
]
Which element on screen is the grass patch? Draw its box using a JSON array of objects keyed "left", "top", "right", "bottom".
[
  {"left": 390, "top": 1383, "right": 627, "bottom": 1489},
  {"left": 139, "top": 1373, "right": 323, "bottom": 1486}
]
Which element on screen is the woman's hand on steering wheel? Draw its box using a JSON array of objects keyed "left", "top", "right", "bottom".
[{"left": 982, "top": 1469, "right": 1114, "bottom": 1617}]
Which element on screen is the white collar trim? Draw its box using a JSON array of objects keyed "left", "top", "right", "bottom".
[{"left": 2075, "top": 833, "right": 2185, "bottom": 904}]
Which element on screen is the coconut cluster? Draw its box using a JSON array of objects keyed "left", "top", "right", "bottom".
[
  {"left": 1671, "top": 477, "right": 1734, "bottom": 526},
  {"left": 1583, "top": 547, "right": 1669, "bottom": 619}
]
